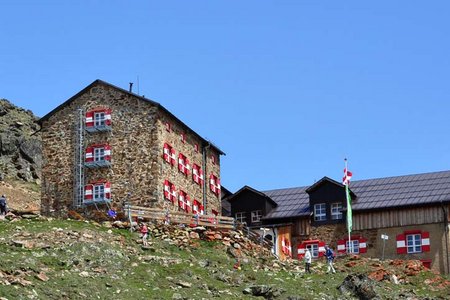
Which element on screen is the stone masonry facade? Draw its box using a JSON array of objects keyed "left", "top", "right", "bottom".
[{"left": 41, "top": 81, "right": 222, "bottom": 216}]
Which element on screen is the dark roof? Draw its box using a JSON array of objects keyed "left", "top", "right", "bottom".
[
  {"left": 226, "top": 185, "right": 278, "bottom": 207},
  {"left": 38, "top": 79, "right": 225, "bottom": 155},
  {"left": 262, "top": 170, "right": 450, "bottom": 220}
]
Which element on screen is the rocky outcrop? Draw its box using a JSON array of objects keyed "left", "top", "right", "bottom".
[{"left": 0, "top": 99, "right": 41, "bottom": 183}]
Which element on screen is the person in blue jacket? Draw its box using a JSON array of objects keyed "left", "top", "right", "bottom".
[
  {"left": 0, "top": 195, "right": 7, "bottom": 215},
  {"left": 325, "top": 245, "right": 336, "bottom": 274}
]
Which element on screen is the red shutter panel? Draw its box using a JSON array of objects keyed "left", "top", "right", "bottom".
[
  {"left": 178, "top": 153, "right": 184, "bottom": 173},
  {"left": 421, "top": 231, "right": 430, "bottom": 252},
  {"left": 85, "top": 147, "right": 94, "bottom": 162},
  {"left": 105, "top": 182, "right": 111, "bottom": 199},
  {"left": 216, "top": 178, "right": 221, "bottom": 195},
  {"left": 318, "top": 241, "right": 326, "bottom": 257},
  {"left": 192, "top": 165, "right": 199, "bottom": 183},
  {"left": 170, "top": 148, "right": 176, "bottom": 166},
  {"left": 185, "top": 158, "right": 190, "bottom": 176},
  {"left": 163, "top": 180, "right": 170, "bottom": 200},
  {"left": 297, "top": 242, "right": 306, "bottom": 259},
  {"left": 210, "top": 174, "right": 216, "bottom": 193},
  {"left": 337, "top": 239, "right": 346, "bottom": 254},
  {"left": 359, "top": 237, "right": 367, "bottom": 254},
  {"left": 163, "top": 144, "right": 170, "bottom": 163},
  {"left": 86, "top": 111, "right": 94, "bottom": 127},
  {"left": 186, "top": 195, "right": 191, "bottom": 213},
  {"left": 199, "top": 204, "right": 204, "bottom": 215},
  {"left": 170, "top": 184, "right": 177, "bottom": 203},
  {"left": 199, "top": 168, "right": 204, "bottom": 185},
  {"left": 178, "top": 191, "right": 185, "bottom": 210},
  {"left": 84, "top": 184, "right": 93, "bottom": 201},
  {"left": 396, "top": 234, "right": 407, "bottom": 254},
  {"left": 105, "top": 108, "right": 112, "bottom": 126},
  {"left": 104, "top": 144, "right": 111, "bottom": 161}
]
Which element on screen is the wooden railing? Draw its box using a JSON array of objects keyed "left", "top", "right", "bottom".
[
  {"left": 126, "top": 205, "right": 235, "bottom": 230},
  {"left": 235, "top": 222, "right": 274, "bottom": 249}
]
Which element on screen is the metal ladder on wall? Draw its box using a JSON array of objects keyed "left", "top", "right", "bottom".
[{"left": 73, "top": 108, "right": 85, "bottom": 208}]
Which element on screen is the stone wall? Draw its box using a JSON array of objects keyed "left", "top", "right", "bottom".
[{"left": 41, "top": 82, "right": 222, "bottom": 216}]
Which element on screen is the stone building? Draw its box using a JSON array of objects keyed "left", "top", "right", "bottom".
[
  {"left": 226, "top": 170, "right": 450, "bottom": 274},
  {"left": 39, "top": 80, "right": 224, "bottom": 217}
]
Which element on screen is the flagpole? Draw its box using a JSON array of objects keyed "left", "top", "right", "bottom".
[{"left": 345, "top": 158, "right": 352, "bottom": 254}]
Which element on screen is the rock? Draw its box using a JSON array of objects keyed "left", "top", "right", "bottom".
[
  {"left": 79, "top": 271, "right": 90, "bottom": 278},
  {"left": 189, "top": 231, "right": 200, "bottom": 239},
  {"left": 233, "top": 243, "right": 241, "bottom": 249},
  {"left": 176, "top": 281, "right": 192, "bottom": 288},
  {"left": 36, "top": 272, "right": 49, "bottom": 282},
  {"left": 243, "top": 285, "right": 284, "bottom": 299},
  {"left": 338, "top": 274, "right": 377, "bottom": 300},
  {"left": 21, "top": 214, "right": 39, "bottom": 219},
  {"left": 198, "top": 260, "right": 210, "bottom": 268},
  {"left": 172, "top": 293, "right": 184, "bottom": 300}
]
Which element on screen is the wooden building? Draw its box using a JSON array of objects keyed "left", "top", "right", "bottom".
[
  {"left": 226, "top": 171, "right": 450, "bottom": 273},
  {"left": 39, "top": 80, "right": 224, "bottom": 217}
]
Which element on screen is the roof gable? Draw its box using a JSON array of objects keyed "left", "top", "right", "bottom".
[
  {"left": 39, "top": 79, "right": 224, "bottom": 155},
  {"left": 227, "top": 185, "right": 278, "bottom": 207}
]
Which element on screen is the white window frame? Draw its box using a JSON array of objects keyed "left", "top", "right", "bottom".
[
  {"left": 93, "top": 184, "right": 105, "bottom": 201},
  {"left": 251, "top": 210, "right": 262, "bottom": 223},
  {"left": 235, "top": 212, "right": 246, "bottom": 223},
  {"left": 346, "top": 240, "right": 360, "bottom": 253},
  {"left": 94, "top": 147, "right": 105, "bottom": 162},
  {"left": 331, "top": 203, "right": 343, "bottom": 220},
  {"left": 94, "top": 112, "right": 105, "bottom": 126},
  {"left": 306, "top": 244, "right": 319, "bottom": 258},
  {"left": 407, "top": 234, "right": 422, "bottom": 253},
  {"left": 314, "top": 203, "right": 327, "bottom": 221}
]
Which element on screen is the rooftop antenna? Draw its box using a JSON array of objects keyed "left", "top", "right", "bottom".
[{"left": 129, "top": 82, "right": 133, "bottom": 93}]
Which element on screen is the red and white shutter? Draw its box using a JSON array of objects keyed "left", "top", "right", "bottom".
[
  {"left": 193, "top": 200, "right": 199, "bottom": 214},
  {"left": 170, "top": 148, "right": 176, "bottom": 166},
  {"left": 199, "top": 168, "right": 204, "bottom": 185},
  {"left": 199, "top": 204, "right": 204, "bottom": 215},
  {"left": 186, "top": 195, "right": 191, "bottom": 213},
  {"left": 210, "top": 174, "right": 217, "bottom": 194},
  {"left": 216, "top": 177, "right": 221, "bottom": 195},
  {"left": 192, "top": 165, "right": 199, "bottom": 184},
  {"left": 281, "top": 238, "right": 291, "bottom": 257},
  {"left": 359, "top": 237, "right": 367, "bottom": 254},
  {"left": 421, "top": 231, "right": 430, "bottom": 252},
  {"left": 297, "top": 242, "right": 306, "bottom": 259},
  {"left": 104, "top": 182, "right": 111, "bottom": 199},
  {"left": 85, "top": 147, "right": 94, "bottom": 162},
  {"left": 318, "top": 241, "right": 326, "bottom": 257},
  {"left": 105, "top": 108, "right": 112, "bottom": 126},
  {"left": 179, "top": 191, "right": 186, "bottom": 210},
  {"left": 86, "top": 111, "right": 94, "bottom": 128},
  {"left": 170, "top": 184, "right": 177, "bottom": 202},
  {"left": 104, "top": 144, "right": 111, "bottom": 161},
  {"left": 396, "top": 234, "right": 407, "bottom": 254},
  {"left": 337, "top": 239, "right": 346, "bottom": 254},
  {"left": 163, "top": 144, "right": 171, "bottom": 163},
  {"left": 163, "top": 180, "right": 171, "bottom": 200},
  {"left": 84, "top": 184, "right": 93, "bottom": 201},
  {"left": 185, "top": 158, "right": 190, "bottom": 176}
]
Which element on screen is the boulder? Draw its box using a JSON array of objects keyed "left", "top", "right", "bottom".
[{"left": 338, "top": 274, "right": 377, "bottom": 300}]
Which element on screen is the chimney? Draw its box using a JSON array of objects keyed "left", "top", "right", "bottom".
[{"left": 129, "top": 82, "right": 133, "bottom": 93}]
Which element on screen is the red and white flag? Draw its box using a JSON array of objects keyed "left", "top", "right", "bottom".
[{"left": 343, "top": 168, "right": 352, "bottom": 185}]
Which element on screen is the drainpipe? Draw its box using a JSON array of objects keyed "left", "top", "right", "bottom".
[
  {"left": 202, "top": 142, "right": 211, "bottom": 213},
  {"left": 441, "top": 202, "right": 450, "bottom": 274}
]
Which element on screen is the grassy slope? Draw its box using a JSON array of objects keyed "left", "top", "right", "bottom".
[{"left": 0, "top": 219, "right": 448, "bottom": 300}]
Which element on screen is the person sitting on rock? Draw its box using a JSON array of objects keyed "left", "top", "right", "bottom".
[{"left": 0, "top": 195, "right": 7, "bottom": 216}]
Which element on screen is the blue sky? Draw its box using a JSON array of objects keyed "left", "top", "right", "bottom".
[{"left": 1, "top": 1, "right": 449, "bottom": 192}]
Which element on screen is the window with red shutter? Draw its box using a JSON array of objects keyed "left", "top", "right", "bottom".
[
  {"left": 178, "top": 153, "right": 190, "bottom": 175},
  {"left": 85, "top": 109, "right": 112, "bottom": 132},
  {"left": 192, "top": 164, "right": 204, "bottom": 185}
]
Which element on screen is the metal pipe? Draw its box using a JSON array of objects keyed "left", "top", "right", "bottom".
[{"left": 202, "top": 142, "right": 211, "bottom": 213}]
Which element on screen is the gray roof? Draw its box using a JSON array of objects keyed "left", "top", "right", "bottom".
[{"left": 262, "top": 170, "right": 450, "bottom": 220}]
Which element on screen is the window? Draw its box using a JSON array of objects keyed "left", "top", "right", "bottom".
[
  {"left": 94, "top": 184, "right": 105, "bottom": 200},
  {"left": 178, "top": 190, "right": 190, "bottom": 212},
  {"left": 165, "top": 122, "right": 171, "bottom": 132},
  {"left": 307, "top": 244, "right": 319, "bottom": 258},
  {"left": 251, "top": 210, "right": 262, "bottom": 223},
  {"left": 211, "top": 155, "right": 216, "bottom": 165},
  {"left": 163, "top": 143, "right": 176, "bottom": 165},
  {"left": 209, "top": 174, "right": 221, "bottom": 196},
  {"left": 194, "top": 143, "right": 199, "bottom": 153},
  {"left": 94, "top": 147, "right": 105, "bottom": 161},
  {"left": 235, "top": 212, "right": 246, "bottom": 223},
  {"left": 314, "top": 203, "right": 326, "bottom": 221},
  {"left": 192, "top": 164, "right": 204, "bottom": 185},
  {"left": 181, "top": 133, "right": 186, "bottom": 143},
  {"left": 94, "top": 112, "right": 105, "bottom": 126},
  {"left": 163, "top": 180, "right": 176, "bottom": 202},
  {"left": 346, "top": 240, "right": 360, "bottom": 253},
  {"left": 178, "top": 153, "right": 190, "bottom": 175},
  {"left": 193, "top": 200, "right": 204, "bottom": 215},
  {"left": 407, "top": 234, "right": 422, "bottom": 254},
  {"left": 331, "top": 203, "right": 343, "bottom": 220}
]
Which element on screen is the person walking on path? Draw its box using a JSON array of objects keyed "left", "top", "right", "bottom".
[
  {"left": 304, "top": 248, "right": 312, "bottom": 274},
  {"left": 325, "top": 245, "right": 336, "bottom": 274},
  {"left": 139, "top": 223, "right": 149, "bottom": 246},
  {"left": 0, "top": 195, "right": 7, "bottom": 216}
]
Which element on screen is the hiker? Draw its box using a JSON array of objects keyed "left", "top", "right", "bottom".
[
  {"left": 139, "top": 223, "right": 149, "bottom": 246},
  {"left": 304, "top": 248, "right": 312, "bottom": 274},
  {"left": 0, "top": 195, "right": 7, "bottom": 216},
  {"left": 325, "top": 245, "right": 336, "bottom": 274}
]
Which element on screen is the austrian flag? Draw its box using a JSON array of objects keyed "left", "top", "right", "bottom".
[{"left": 343, "top": 168, "right": 352, "bottom": 185}]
